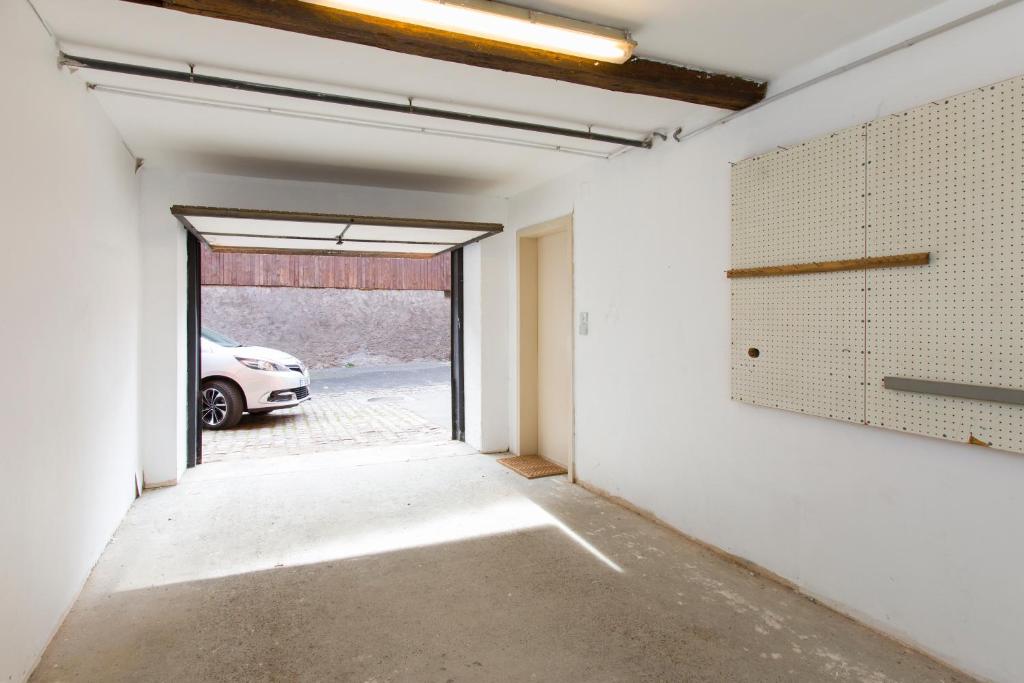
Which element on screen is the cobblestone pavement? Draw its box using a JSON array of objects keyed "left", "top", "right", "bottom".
[{"left": 203, "top": 365, "right": 451, "bottom": 462}]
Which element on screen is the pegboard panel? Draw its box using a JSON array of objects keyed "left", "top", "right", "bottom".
[
  {"left": 866, "top": 78, "right": 1024, "bottom": 453},
  {"left": 731, "top": 126, "right": 866, "bottom": 422},
  {"left": 731, "top": 127, "right": 867, "bottom": 267}
]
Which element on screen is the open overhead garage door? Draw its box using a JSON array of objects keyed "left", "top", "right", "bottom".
[
  {"left": 172, "top": 206, "right": 503, "bottom": 258},
  {"left": 176, "top": 205, "right": 500, "bottom": 466}
]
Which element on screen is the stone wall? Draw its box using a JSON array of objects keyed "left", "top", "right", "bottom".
[{"left": 202, "top": 286, "right": 450, "bottom": 369}]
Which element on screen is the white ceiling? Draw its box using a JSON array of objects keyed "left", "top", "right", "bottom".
[
  {"left": 497, "top": 1, "right": 947, "bottom": 81},
  {"left": 74, "top": 69, "right": 634, "bottom": 195},
  {"left": 33, "top": 0, "right": 945, "bottom": 196}
]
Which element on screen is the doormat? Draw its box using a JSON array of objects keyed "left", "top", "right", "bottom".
[{"left": 497, "top": 454, "right": 567, "bottom": 479}]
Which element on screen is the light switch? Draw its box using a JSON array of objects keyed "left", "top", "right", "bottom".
[{"left": 579, "top": 312, "right": 589, "bottom": 336}]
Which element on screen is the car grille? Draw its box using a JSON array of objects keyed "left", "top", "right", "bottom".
[{"left": 294, "top": 386, "right": 310, "bottom": 400}]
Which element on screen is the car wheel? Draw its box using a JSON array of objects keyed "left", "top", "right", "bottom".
[{"left": 201, "top": 380, "right": 244, "bottom": 429}]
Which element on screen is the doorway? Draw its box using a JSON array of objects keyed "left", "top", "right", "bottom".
[
  {"left": 517, "top": 216, "right": 574, "bottom": 478},
  {"left": 185, "top": 236, "right": 469, "bottom": 468}
]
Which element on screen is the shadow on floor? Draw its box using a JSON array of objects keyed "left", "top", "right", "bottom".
[
  {"left": 31, "top": 524, "right": 968, "bottom": 683},
  {"left": 231, "top": 411, "right": 303, "bottom": 430}
]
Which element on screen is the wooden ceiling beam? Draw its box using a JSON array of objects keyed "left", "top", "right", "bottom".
[{"left": 122, "top": 0, "right": 766, "bottom": 110}]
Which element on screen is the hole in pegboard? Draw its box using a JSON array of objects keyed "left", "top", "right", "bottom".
[{"left": 748, "top": 347, "right": 761, "bottom": 358}]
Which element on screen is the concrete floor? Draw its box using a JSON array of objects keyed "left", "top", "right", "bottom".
[{"left": 33, "top": 443, "right": 971, "bottom": 682}]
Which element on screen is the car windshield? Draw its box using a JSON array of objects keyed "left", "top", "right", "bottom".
[{"left": 201, "top": 328, "right": 242, "bottom": 348}]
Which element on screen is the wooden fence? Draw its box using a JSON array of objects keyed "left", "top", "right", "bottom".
[{"left": 200, "top": 243, "right": 451, "bottom": 291}]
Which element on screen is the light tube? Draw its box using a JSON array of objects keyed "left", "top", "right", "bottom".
[{"left": 299, "top": 0, "right": 636, "bottom": 63}]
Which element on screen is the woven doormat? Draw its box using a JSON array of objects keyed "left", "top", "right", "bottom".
[{"left": 497, "top": 455, "right": 567, "bottom": 479}]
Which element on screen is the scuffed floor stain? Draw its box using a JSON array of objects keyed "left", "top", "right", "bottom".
[{"left": 815, "top": 647, "right": 895, "bottom": 683}]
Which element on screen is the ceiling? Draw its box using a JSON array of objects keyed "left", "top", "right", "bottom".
[
  {"left": 34, "top": 0, "right": 945, "bottom": 196},
  {"left": 490, "top": 1, "right": 946, "bottom": 80}
]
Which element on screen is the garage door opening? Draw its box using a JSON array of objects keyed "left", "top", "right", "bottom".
[{"left": 178, "top": 207, "right": 502, "bottom": 466}]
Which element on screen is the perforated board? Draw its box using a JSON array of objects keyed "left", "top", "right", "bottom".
[
  {"left": 865, "top": 78, "right": 1024, "bottom": 452},
  {"left": 731, "top": 126, "right": 867, "bottom": 423}
]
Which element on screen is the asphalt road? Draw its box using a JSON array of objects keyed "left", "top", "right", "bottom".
[{"left": 311, "top": 361, "right": 450, "bottom": 391}]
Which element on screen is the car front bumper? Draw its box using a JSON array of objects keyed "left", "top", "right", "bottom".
[
  {"left": 262, "top": 384, "right": 311, "bottom": 406},
  {"left": 241, "top": 369, "right": 312, "bottom": 411}
]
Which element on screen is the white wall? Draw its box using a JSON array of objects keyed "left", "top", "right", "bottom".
[
  {"left": 466, "top": 235, "right": 511, "bottom": 453},
  {"left": 138, "top": 170, "right": 508, "bottom": 480},
  {"left": 0, "top": 1, "right": 143, "bottom": 680},
  {"left": 505, "top": 2, "right": 1024, "bottom": 681}
]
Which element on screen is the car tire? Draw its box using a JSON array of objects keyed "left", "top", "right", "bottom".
[{"left": 201, "top": 380, "right": 244, "bottom": 430}]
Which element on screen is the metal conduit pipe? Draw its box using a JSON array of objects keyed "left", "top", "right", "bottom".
[
  {"left": 59, "top": 52, "right": 653, "bottom": 150},
  {"left": 85, "top": 83, "right": 618, "bottom": 159}
]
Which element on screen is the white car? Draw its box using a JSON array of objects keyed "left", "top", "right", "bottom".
[{"left": 201, "top": 328, "right": 311, "bottom": 429}]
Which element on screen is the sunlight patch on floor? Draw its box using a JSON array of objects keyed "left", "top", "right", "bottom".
[{"left": 112, "top": 496, "right": 620, "bottom": 593}]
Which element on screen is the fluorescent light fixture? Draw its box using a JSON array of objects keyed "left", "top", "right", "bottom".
[{"left": 300, "top": 0, "right": 636, "bottom": 63}]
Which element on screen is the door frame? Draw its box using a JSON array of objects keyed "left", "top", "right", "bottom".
[
  {"left": 516, "top": 215, "right": 575, "bottom": 481},
  {"left": 450, "top": 248, "right": 466, "bottom": 442},
  {"left": 185, "top": 231, "right": 202, "bottom": 468}
]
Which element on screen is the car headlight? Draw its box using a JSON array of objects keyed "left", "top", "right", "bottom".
[{"left": 235, "top": 357, "right": 287, "bottom": 372}]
